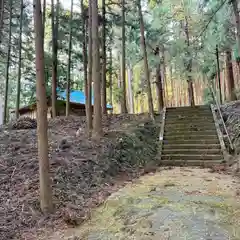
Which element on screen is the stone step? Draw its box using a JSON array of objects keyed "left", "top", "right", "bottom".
[
  {"left": 164, "top": 134, "right": 218, "bottom": 141},
  {"left": 166, "top": 118, "right": 215, "bottom": 124},
  {"left": 166, "top": 106, "right": 210, "bottom": 111},
  {"left": 164, "top": 130, "right": 217, "bottom": 136},
  {"left": 159, "top": 159, "right": 223, "bottom": 167},
  {"left": 166, "top": 109, "right": 212, "bottom": 114},
  {"left": 166, "top": 108, "right": 211, "bottom": 112},
  {"left": 161, "top": 154, "right": 223, "bottom": 161},
  {"left": 164, "top": 124, "right": 215, "bottom": 131},
  {"left": 162, "top": 143, "right": 221, "bottom": 150},
  {"left": 166, "top": 115, "right": 213, "bottom": 120},
  {"left": 165, "top": 118, "right": 214, "bottom": 123},
  {"left": 162, "top": 148, "right": 221, "bottom": 155},
  {"left": 163, "top": 139, "right": 220, "bottom": 145}
]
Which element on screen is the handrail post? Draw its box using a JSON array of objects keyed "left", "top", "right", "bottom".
[{"left": 209, "top": 84, "right": 234, "bottom": 154}]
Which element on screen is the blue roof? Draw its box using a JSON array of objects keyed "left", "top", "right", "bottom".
[{"left": 57, "top": 89, "right": 112, "bottom": 109}]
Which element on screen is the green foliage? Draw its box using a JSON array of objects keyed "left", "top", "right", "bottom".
[
  {"left": 1, "top": 0, "right": 239, "bottom": 113},
  {"left": 203, "top": 87, "right": 214, "bottom": 104}
]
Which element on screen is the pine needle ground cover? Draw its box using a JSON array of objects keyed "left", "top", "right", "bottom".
[{"left": 0, "top": 114, "right": 160, "bottom": 240}]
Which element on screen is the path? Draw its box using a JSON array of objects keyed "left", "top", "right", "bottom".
[{"left": 48, "top": 167, "right": 240, "bottom": 240}]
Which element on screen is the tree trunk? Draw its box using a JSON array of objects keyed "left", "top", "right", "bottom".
[
  {"left": 118, "top": 54, "right": 123, "bottom": 113},
  {"left": 3, "top": 0, "right": 13, "bottom": 123},
  {"left": 81, "top": 0, "right": 88, "bottom": 124},
  {"left": 92, "top": 0, "right": 103, "bottom": 138},
  {"left": 216, "top": 45, "right": 222, "bottom": 104},
  {"left": 109, "top": 41, "right": 113, "bottom": 114},
  {"left": 16, "top": 0, "right": 24, "bottom": 119},
  {"left": 51, "top": 0, "right": 59, "bottom": 117},
  {"left": 42, "top": 0, "right": 47, "bottom": 86},
  {"left": 86, "top": 1, "right": 93, "bottom": 135},
  {"left": 184, "top": 16, "right": 195, "bottom": 106},
  {"left": 169, "top": 64, "right": 174, "bottom": 107},
  {"left": 33, "top": 0, "right": 53, "bottom": 213},
  {"left": 42, "top": 0, "right": 46, "bottom": 42},
  {"left": 121, "top": 0, "right": 128, "bottom": 113},
  {"left": 156, "top": 63, "right": 164, "bottom": 113},
  {"left": 66, "top": 0, "right": 73, "bottom": 116},
  {"left": 101, "top": 0, "right": 107, "bottom": 115},
  {"left": 140, "top": 95, "right": 144, "bottom": 113},
  {"left": 160, "top": 47, "right": 168, "bottom": 107},
  {"left": 232, "top": 0, "right": 240, "bottom": 61},
  {"left": 0, "top": 0, "right": 5, "bottom": 43},
  {"left": 127, "top": 65, "right": 134, "bottom": 113},
  {"left": 117, "top": 68, "right": 122, "bottom": 112},
  {"left": 137, "top": 0, "right": 154, "bottom": 119},
  {"left": 226, "top": 49, "right": 237, "bottom": 101}
]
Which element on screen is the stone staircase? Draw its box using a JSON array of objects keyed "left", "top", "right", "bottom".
[{"left": 160, "top": 105, "right": 224, "bottom": 167}]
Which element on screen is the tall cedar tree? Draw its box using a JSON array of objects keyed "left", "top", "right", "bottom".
[
  {"left": 226, "top": 49, "right": 237, "bottom": 101},
  {"left": 51, "top": 0, "right": 59, "bottom": 117},
  {"left": 81, "top": 0, "right": 88, "bottom": 130},
  {"left": 92, "top": 0, "right": 103, "bottom": 138},
  {"left": 87, "top": 0, "right": 93, "bottom": 135},
  {"left": 101, "top": 0, "right": 107, "bottom": 114},
  {"left": 137, "top": 0, "right": 154, "bottom": 119},
  {"left": 184, "top": 16, "right": 195, "bottom": 106},
  {"left": 3, "top": 0, "right": 13, "bottom": 123},
  {"left": 156, "top": 59, "right": 164, "bottom": 113},
  {"left": 109, "top": 31, "right": 113, "bottom": 114},
  {"left": 121, "top": 0, "right": 128, "bottom": 113},
  {"left": 33, "top": 0, "right": 53, "bottom": 213},
  {"left": 66, "top": 0, "right": 73, "bottom": 116},
  {"left": 16, "top": 0, "right": 24, "bottom": 119},
  {"left": 0, "top": 0, "right": 4, "bottom": 43}
]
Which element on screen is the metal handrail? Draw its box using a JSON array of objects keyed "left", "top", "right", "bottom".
[{"left": 209, "top": 85, "right": 234, "bottom": 152}]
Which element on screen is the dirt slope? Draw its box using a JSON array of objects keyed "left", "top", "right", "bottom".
[{"left": 0, "top": 114, "right": 160, "bottom": 240}]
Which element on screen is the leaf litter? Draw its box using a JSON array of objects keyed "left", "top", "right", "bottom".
[{"left": 0, "top": 114, "right": 160, "bottom": 240}]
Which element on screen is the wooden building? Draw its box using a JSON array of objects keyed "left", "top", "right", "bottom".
[{"left": 13, "top": 90, "right": 113, "bottom": 119}]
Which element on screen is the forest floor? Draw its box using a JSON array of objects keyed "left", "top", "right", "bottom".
[
  {"left": 0, "top": 113, "right": 160, "bottom": 240},
  {"left": 48, "top": 167, "right": 240, "bottom": 240},
  {"left": 2, "top": 102, "right": 240, "bottom": 240}
]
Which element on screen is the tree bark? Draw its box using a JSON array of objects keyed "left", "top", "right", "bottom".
[
  {"left": 127, "top": 65, "right": 134, "bottom": 113},
  {"left": 86, "top": 1, "right": 93, "bottom": 135},
  {"left": 66, "top": 0, "right": 73, "bottom": 116},
  {"left": 160, "top": 47, "right": 168, "bottom": 107},
  {"left": 0, "top": 0, "right": 5, "bottom": 43},
  {"left": 51, "top": 0, "right": 59, "bottom": 117},
  {"left": 121, "top": 0, "right": 128, "bottom": 113},
  {"left": 226, "top": 49, "right": 237, "bottom": 101},
  {"left": 118, "top": 55, "right": 122, "bottom": 112},
  {"left": 101, "top": 0, "right": 107, "bottom": 115},
  {"left": 169, "top": 64, "right": 174, "bottom": 107},
  {"left": 184, "top": 16, "right": 195, "bottom": 106},
  {"left": 81, "top": 0, "right": 88, "bottom": 124},
  {"left": 42, "top": 0, "right": 46, "bottom": 43},
  {"left": 16, "top": 0, "right": 24, "bottom": 119},
  {"left": 109, "top": 41, "right": 113, "bottom": 114},
  {"left": 137, "top": 0, "right": 154, "bottom": 119},
  {"left": 92, "top": 0, "right": 103, "bottom": 138},
  {"left": 3, "top": 0, "right": 13, "bottom": 123},
  {"left": 216, "top": 45, "right": 222, "bottom": 104},
  {"left": 42, "top": 0, "right": 47, "bottom": 86},
  {"left": 156, "top": 63, "right": 164, "bottom": 113},
  {"left": 33, "top": 0, "right": 53, "bottom": 213}
]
